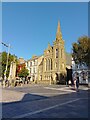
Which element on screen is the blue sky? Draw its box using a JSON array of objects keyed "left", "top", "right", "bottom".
[{"left": 2, "top": 2, "right": 88, "bottom": 60}]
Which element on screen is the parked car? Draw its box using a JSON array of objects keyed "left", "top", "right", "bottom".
[{"left": 15, "top": 77, "right": 23, "bottom": 86}]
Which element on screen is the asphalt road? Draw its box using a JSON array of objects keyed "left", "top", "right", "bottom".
[{"left": 1, "top": 84, "right": 89, "bottom": 119}]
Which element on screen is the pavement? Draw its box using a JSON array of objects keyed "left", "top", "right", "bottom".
[{"left": 1, "top": 84, "right": 89, "bottom": 119}]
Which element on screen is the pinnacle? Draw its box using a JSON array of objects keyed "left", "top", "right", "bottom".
[{"left": 56, "top": 20, "right": 62, "bottom": 40}]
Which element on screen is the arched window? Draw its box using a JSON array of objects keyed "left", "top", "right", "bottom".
[
  {"left": 56, "top": 49, "right": 58, "bottom": 58},
  {"left": 49, "top": 59, "right": 50, "bottom": 70},
  {"left": 61, "top": 49, "right": 63, "bottom": 58},
  {"left": 51, "top": 59, "right": 52, "bottom": 70}
]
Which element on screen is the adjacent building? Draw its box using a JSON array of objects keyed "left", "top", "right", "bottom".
[
  {"left": 25, "top": 55, "right": 39, "bottom": 82},
  {"left": 72, "top": 58, "right": 88, "bottom": 84}
]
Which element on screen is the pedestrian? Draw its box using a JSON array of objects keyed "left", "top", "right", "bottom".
[
  {"left": 76, "top": 73, "right": 79, "bottom": 92},
  {"left": 73, "top": 74, "right": 77, "bottom": 90}
]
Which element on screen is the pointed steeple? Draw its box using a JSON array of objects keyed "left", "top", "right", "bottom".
[{"left": 56, "top": 20, "right": 62, "bottom": 40}]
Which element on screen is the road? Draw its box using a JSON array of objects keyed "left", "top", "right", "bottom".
[{"left": 1, "top": 84, "right": 89, "bottom": 119}]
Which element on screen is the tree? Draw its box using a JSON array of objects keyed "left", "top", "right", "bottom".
[
  {"left": 72, "top": 36, "right": 90, "bottom": 68},
  {"left": 1, "top": 51, "right": 17, "bottom": 79},
  {"left": 16, "top": 63, "right": 25, "bottom": 76},
  {"left": 18, "top": 67, "right": 29, "bottom": 78}
]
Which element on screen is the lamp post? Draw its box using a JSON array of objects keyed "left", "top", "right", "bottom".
[
  {"left": 1, "top": 42, "right": 11, "bottom": 87},
  {"left": 4, "top": 44, "right": 10, "bottom": 80}
]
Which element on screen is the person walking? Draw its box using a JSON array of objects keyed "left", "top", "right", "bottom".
[
  {"left": 73, "top": 73, "right": 77, "bottom": 90},
  {"left": 73, "top": 72, "right": 79, "bottom": 92},
  {"left": 76, "top": 73, "right": 79, "bottom": 92}
]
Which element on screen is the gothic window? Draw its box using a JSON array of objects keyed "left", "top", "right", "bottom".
[
  {"left": 48, "top": 59, "right": 49, "bottom": 70},
  {"left": 40, "top": 75, "right": 42, "bottom": 80},
  {"left": 46, "top": 59, "right": 48, "bottom": 71},
  {"left": 49, "top": 59, "right": 50, "bottom": 70},
  {"left": 61, "top": 49, "right": 63, "bottom": 58},
  {"left": 56, "top": 49, "right": 58, "bottom": 58},
  {"left": 51, "top": 59, "right": 52, "bottom": 70}
]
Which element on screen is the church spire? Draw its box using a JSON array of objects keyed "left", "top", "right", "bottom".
[{"left": 56, "top": 20, "right": 62, "bottom": 40}]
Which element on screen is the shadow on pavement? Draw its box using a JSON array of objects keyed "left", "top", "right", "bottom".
[
  {"left": 2, "top": 93, "right": 48, "bottom": 105},
  {"left": 1, "top": 87, "right": 89, "bottom": 119},
  {"left": 2, "top": 86, "right": 89, "bottom": 105}
]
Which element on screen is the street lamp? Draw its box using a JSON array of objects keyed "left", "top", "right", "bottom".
[
  {"left": 4, "top": 44, "right": 10, "bottom": 81},
  {"left": 1, "top": 41, "right": 11, "bottom": 86}
]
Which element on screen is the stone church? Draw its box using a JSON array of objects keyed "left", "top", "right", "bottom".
[{"left": 38, "top": 21, "right": 66, "bottom": 84}]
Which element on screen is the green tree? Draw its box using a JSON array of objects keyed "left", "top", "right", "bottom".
[
  {"left": 72, "top": 36, "right": 90, "bottom": 68},
  {"left": 1, "top": 51, "right": 17, "bottom": 79},
  {"left": 18, "top": 67, "right": 29, "bottom": 78}
]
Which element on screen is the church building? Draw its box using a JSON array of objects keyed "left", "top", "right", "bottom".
[{"left": 38, "top": 21, "right": 66, "bottom": 84}]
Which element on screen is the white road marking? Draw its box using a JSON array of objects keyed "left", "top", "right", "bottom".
[
  {"left": 44, "top": 87, "right": 76, "bottom": 92},
  {"left": 13, "top": 98, "right": 81, "bottom": 118},
  {"left": 44, "top": 86, "right": 88, "bottom": 91}
]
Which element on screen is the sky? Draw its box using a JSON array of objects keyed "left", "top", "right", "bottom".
[{"left": 2, "top": 2, "right": 88, "bottom": 60}]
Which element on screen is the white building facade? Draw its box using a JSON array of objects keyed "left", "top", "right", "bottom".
[
  {"left": 25, "top": 56, "right": 39, "bottom": 82},
  {"left": 72, "top": 58, "right": 88, "bottom": 84}
]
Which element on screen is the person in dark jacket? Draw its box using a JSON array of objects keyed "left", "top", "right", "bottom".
[{"left": 76, "top": 73, "right": 79, "bottom": 92}]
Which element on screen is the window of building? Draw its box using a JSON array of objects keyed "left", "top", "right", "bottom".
[
  {"left": 56, "top": 49, "right": 58, "bottom": 58},
  {"left": 51, "top": 59, "right": 52, "bottom": 70},
  {"left": 30, "top": 62, "right": 32, "bottom": 66},
  {"left": 26, "top": 62, "right": 28, "bottom": 67},
  {"left": 35, "top": 60, "right": 37, "bottom": 65},
  {"left": 33, "top": 60, "right": 35, "bottom": 65},
  {"left": 30, "top": 68, "right": 31, "bottom": 73},
  {"left": 49, "top": 59, "right": 50, "bottom": 70},
  {"left": 61, "top": 49, "right": 63, "bottom": 58},
  {"left": 33, "top": 67, "right": 35, "bottom": 73}
]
